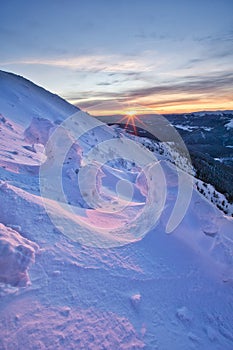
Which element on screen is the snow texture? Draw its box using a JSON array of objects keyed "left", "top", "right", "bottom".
[
  {"left": 0, "top": 70, "right": 233, "bottom": 350},
  {"left": 0, "top": 223, "right": 38, "bottom": 287}
]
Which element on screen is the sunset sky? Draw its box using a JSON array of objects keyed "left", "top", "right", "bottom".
[{"left": 1, "top": 0, "right": 233, "bottom": 115}]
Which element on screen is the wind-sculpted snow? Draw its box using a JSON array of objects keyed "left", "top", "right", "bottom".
[
  {"left": 0, "top": 165, "right": 232, "bottom": 279},
  {"left": 0, "top": 223, "right": 38, "bottom": 287},
  {"left": 0, "top": 116, "right": 46, "bottom": 172},
  {"left": 40, "top": 110, "right": 194, "bottom": 247},
  {"left": 0, "top": 71, "right": 233, "bottom": 349},
  {"left": 24, "top": 117, "right": 55, "bottom": 145}
]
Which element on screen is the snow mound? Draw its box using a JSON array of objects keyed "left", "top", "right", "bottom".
[
  {"left": 0, "top": 115, "right": 46, "bottom": 170},
  {"left": 0, "top": 223, "right": 38, "bottom": 287},
  {"left": 24, "top": 117, "right": 54, "bottom": 145}
]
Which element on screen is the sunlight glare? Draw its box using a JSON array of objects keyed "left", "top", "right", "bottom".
[{"left": 126, "top": 110, "right": 137, "bottom": 118}]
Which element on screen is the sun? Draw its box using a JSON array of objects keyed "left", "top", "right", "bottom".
[
  {"left": 118, "top": 110, "right": 139, "bottom": 135},
  {"left": 126, "top": 110, "right": 137, "bottom": 118},
  {"left": 119, "top": 107, "right": 147, "bottom": 135}
]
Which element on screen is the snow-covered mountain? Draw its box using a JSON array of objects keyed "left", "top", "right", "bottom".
[
  {"left": 0, "top": 71, "right": 233, "bottom": 350},
  {"left": 0, "top": 70, "right": 78, "bottom": 127}
]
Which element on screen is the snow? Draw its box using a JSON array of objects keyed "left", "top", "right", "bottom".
[
  {"left": 225, "top": 119, "right": 233, "bottom": 129},
  {"left": 0, "top": 71, "right": 233, "bottom": 349},
  {"left": 0, "top": 299, "right": 144, "bottom": 349},
  {"left": 130, "top": 293, "right": 141, "bottom": 308},
  {"left": 0, "top": 223, "right": 38, "bottom": 288},
  {"left": 24, "top": 117, "right": 55, "bottom": 145},
  {"left": 176, "top": 306, "right": 193, "bottom": 323},
  {"left": 172, "top": 124, "right": 198, "bottom": 131},
  {"left": 214, "top": 156, "right": 232, "bottom": 164},
  {"left": 202, "top": 127, "right": 213, "bottom": 131},
  {"left": 192, "top": 110, "right": 233, "bottom": 117},
  {"left": 195, "top": 179, "right": 233, "bottom": 216},
  {"left": 0, "top": 70, "right": 78, "bottom": 127}
]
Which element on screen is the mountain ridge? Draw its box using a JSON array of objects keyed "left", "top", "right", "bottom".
[{"left": 0, "top": 70, "right": 79, "bottom": 127}]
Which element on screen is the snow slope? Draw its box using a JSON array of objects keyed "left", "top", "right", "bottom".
[
  {"left": 0, "top": 70, "right": 78, "bottom": 127},
  {"left": 0, "top": 71, "right": 233, "bottom": 350}
]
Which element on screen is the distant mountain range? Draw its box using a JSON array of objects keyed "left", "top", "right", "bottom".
[{"left": 97, "top": 110, "right": 233, "bottom": 210}]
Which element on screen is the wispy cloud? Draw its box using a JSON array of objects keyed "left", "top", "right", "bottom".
[
  {"left": 67, "top": 71, "right": 233, "bottom": 101},
  {"left": 67, "top": 70, "right": 233, "bottom": 114},
  {"left": 1, "top": 54, "right": 155, "bottom": 73},
  {"left": 192, "top": 29, "right": 233, "bottom": 62},
  {"left": 123, "top": 72, "right": 233, "bottom": 98},
  {"left": 1, "top": 40, "right": 232, "bottom": 115}
]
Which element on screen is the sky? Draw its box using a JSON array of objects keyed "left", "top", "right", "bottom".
[{"left": 1, "top": 0, "right": 233, "bottom": 115}]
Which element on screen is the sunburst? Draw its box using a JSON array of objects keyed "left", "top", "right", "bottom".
[{"left": 119, "top": 110, "right": 146, "bottom": 136}]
